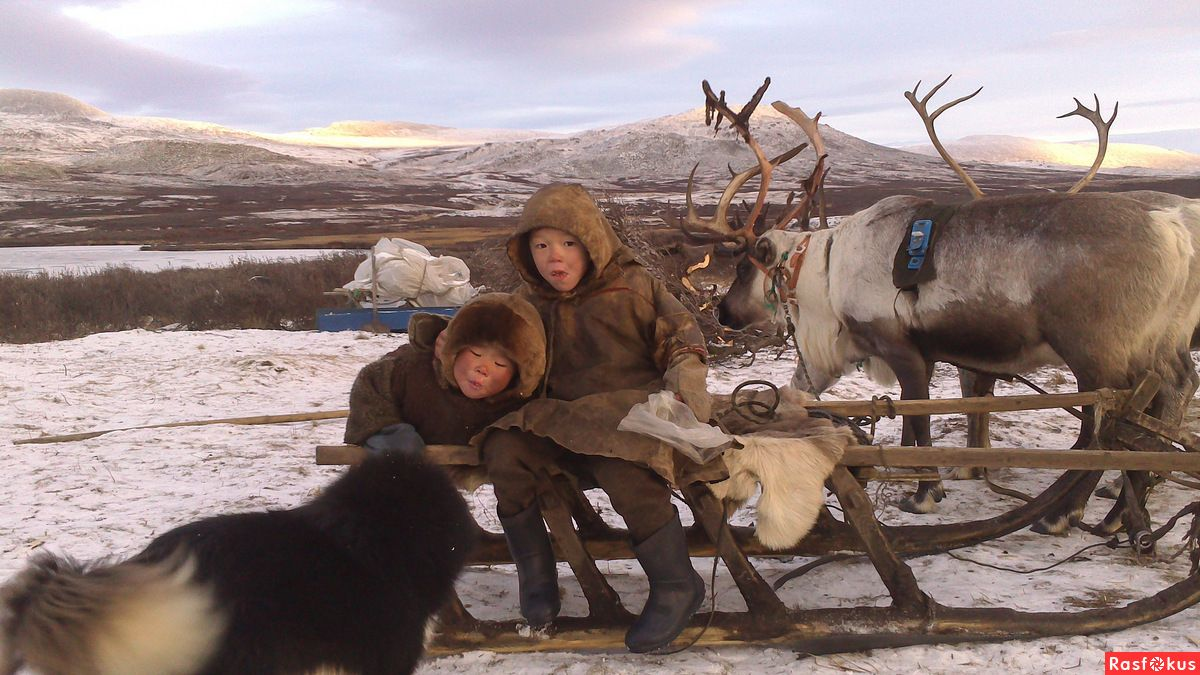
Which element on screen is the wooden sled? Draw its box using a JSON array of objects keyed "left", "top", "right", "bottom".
[{"left": 316, "top": 380, "right": 1200, "bottom": 654}]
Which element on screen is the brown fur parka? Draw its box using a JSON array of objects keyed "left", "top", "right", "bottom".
[
  {"left": 488, "top": 183, "right": 726, "bottom": 487},
  {"left": 344, "top": 293, "right": 546, "bottom": 446}
]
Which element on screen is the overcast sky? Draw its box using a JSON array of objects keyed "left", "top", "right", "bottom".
[{"left": 0, "top": 0, "right": 1196, "bottom": 146}]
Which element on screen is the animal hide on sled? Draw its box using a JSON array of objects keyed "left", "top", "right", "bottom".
[{"left": 710, "top": 387, "right": 853, "bottom": 550}]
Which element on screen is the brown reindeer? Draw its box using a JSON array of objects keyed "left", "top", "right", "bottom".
[{"left": 681, "top": 77, "right": 1200, "bottom": 534}]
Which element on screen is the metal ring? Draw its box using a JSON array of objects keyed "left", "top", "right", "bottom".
[
  {"left": 871, "top": 394, "right": 897, "bottom": 420},
  {"left": 731, "top": 379, "right": 782, "bottom": 423},
  {"left": 1132, "top": 530, "right": 1155, "bottom": 554}
]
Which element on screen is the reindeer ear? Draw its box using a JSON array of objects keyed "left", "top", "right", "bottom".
[{"left": 753, "top": 236, "right": 775, "bottom": 264}]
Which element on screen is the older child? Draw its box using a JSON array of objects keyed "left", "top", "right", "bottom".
[
  {"left": 344, "top": 292, "right": 545, "bottom": 455},
  {"left": 482, "top": 183, "right": 724, "bottom": 653}
]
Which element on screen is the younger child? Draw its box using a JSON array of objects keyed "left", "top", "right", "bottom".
[
  {"left": 482, "top": 183, "right": 725, "bottom": 653},
  {"left": 344, "top": 292, "right": 545, "bottom": 458}
]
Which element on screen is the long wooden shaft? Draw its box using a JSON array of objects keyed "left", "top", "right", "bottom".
[
  {"left": 15, "top": 410, "right": 351, "bottom": 445},
  {"left": 843, "top": 446, "right": 1200, "bottom": 472},
  {"left": 800, "top": 389, "right": 1119, "bottom": 417}
]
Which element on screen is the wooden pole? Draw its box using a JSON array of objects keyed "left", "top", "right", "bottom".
[
  {"left": 843, "top": 445, "right": 1200, "bottom": 472},
  {"left": 14, "top": 410, "right": 350, "bottom": 445},
  {"left": 799, "top": 389, "right": 1122, "bottom": 418}
]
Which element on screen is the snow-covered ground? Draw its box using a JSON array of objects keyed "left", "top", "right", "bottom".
[{"left": 2, "top": 329, "right": 1198, "bottom": 674}]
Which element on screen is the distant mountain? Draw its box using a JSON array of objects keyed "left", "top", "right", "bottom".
[
  {"left": 0, "top": 89, "right": 106, "bottom": 117},
  {"left": 1110, "top": 129, "right": 1200, "bottom": 155},
  {"left": 282, "top": 119, "right": 556, "bottom": 147},
  {"left": 392, "top": 105, "right": 953, "bottom": 183},
  {"left": 902, "top": 134, "right": 1200, "bottom": 173},
  {"left": 2, "top": 88, "right": 1194, "bottom": 190}
]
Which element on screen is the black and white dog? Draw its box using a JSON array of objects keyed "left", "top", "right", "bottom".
[{"left": 0, "top": 452, "right": 476, "bottom": 675}]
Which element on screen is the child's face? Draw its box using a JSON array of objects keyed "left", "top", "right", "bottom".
[
  {"left": 529, "top": 227, "right": 588, "bottom": 292},
  {"left": 453, "top": 344, "right": 515, "bottom": 399}
]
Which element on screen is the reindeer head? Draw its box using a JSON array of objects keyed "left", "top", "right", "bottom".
[
  {"left": 666, "top": 78, "right": 830, "bottom": 329},
  {"left": 715, "top": 230, "right": 812, "bottom": 329}
]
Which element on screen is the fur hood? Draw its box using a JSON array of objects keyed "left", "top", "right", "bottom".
[
  {"left": 506, "top": 183, "right": 628, "bottom": 296},
  {"left": 433, "top": 292, "right": 546, "bottom": 402}
]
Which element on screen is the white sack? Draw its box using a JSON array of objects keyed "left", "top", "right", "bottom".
[{"left": 342, "top": 238, "right": 476, "bottom": 307}]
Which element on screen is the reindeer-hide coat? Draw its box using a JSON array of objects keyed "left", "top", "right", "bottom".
[
  {"left": 488, "top": 183, "right": 726, "bottom": 487},
  {"left": 344, "top": 293, "right": 546, "bottom": 446}
]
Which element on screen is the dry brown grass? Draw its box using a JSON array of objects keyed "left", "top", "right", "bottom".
[{"left": 1, "top": 255, "right": 362, "bottom": 343}]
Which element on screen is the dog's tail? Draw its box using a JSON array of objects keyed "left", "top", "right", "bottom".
[{"left": 1, "top": 550, "right": 226, "bottom": 675}]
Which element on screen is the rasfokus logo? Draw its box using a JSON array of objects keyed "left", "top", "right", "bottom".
[{"left": 1106, "top": 652, "right": 1200, "bottom": 673}]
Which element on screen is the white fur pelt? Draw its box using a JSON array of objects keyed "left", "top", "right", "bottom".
[{"left": 708, "top": 431, "right": 849, "bottom": 550}]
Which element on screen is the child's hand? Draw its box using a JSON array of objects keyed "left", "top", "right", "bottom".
[
  {"left": 664, "top": 354, "right": 712, "bottom": 422},
  {"left": 364, "top": 423, "right": 426, "bottom": 456}
]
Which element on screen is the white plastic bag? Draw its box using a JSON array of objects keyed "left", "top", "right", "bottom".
[
  {"left": 342, "top": 238, "right": 476, "bottom": 307},
  {"left": 618, "top": 390, "right": 734, "bottom": 464}
]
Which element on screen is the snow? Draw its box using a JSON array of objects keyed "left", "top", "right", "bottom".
[{"left": 2, "top": 329, "right": 1198, "bottom": 674}]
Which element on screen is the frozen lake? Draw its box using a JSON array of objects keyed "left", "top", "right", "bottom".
[{"left": 0, "top": 245, "right": 360, "bottom": 276}]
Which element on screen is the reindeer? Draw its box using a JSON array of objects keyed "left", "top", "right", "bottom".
[{"left": 681, "top": 77, "right": 1200, "bottom": 534}]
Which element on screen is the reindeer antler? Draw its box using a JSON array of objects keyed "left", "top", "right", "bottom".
[
  {"left": 1059, "top": 94, "right": 1117, "bottom": 194},
  {"left": 771, "top": 102, "right": 829, "bottom": 229},
  {"left": 905, "top": 75, "right": 984, "bottom": 200},
  {"left": 677, "top": 144, "right": 806, "bottom": 244},
  {"left": 676, "top": 78, "right": 806, "bottom": 244}
]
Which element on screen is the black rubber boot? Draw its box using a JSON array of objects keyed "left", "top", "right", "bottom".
[
  {"left": 624, "top": 509, "right": 705, "bottom": 653},
  {"left": 499, "top": 504, "right": 561, "bottom": 627}
]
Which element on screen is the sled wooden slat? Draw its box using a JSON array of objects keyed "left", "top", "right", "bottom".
[
  {"left": 842, "top": 446, "right": 1200, "bottom": 472},
  {"left": 800, "top": 388, "right": 1123, "bottom": 418}
]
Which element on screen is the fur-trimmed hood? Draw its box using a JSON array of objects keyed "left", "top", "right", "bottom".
[
  {"left": 506, "top": 183, "right": 628, "bottom": 297},
  {"left": 433, "top": 292, "right": 546, "bottom": 402}
]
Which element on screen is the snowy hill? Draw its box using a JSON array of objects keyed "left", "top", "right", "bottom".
[
  {"left": 390, "top": 105, "right": 950, "bottom": 183},
  {"left": 2, "top": 88, "right": 1196, "bottom": 192},
  {"left": 0, "top": 89, "right": 107, "bottom": 117},
  {"left": 903, "top": 134, "right": 1200, "bottom": 173},
  {"left": 284, "top": 120, "right": 557, "bottom": 147}
]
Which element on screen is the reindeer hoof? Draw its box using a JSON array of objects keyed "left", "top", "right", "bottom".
[
  {"left": 898, "top": 490, "right": 942, "bottom": 514},
  {"left": 1096, "top": 512, "right": 1124, "bottom": 536},
  {"left": 1095, "top": 478, "right": 1122, "bottom": 500},
  {"left": 1030, "top": 513, "right": 1071, "bottom": 535},
  {"left": 944, "top": 466, "right": 983, "bottom": 480}
]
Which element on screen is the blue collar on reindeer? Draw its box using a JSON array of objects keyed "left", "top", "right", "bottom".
[{"left": 892, "top": 203, "right": 958, "bottom": 292}]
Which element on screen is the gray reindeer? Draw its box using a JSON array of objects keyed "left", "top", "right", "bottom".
[{"left": 680, "top": 77, "right": 1200, "bottom": 534}]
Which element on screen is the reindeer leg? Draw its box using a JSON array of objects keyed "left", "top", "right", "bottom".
[
  {"left": 1033, "top": 374, "right": 1110, "bottom": 534},
  {"left": 1097, "top": 357, "right": 1200, "bottom": 538},
  {"left": 948, "top": 369, "right": 996, "bottom": 480},
  {"left": 895, "top": 357, "right": 942, "bottom": 514}
]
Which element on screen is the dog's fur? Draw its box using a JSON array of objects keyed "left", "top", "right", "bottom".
[{"left": 0, "top": 452, "right": 476, "bottom": 675}]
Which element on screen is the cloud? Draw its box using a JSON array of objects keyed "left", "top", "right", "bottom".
[
  {"left": 0, "top": 2, "right": 257, "bottom": 120},
  {"left": 353, "top": 0, "right": 728, "bottom": 75}
]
